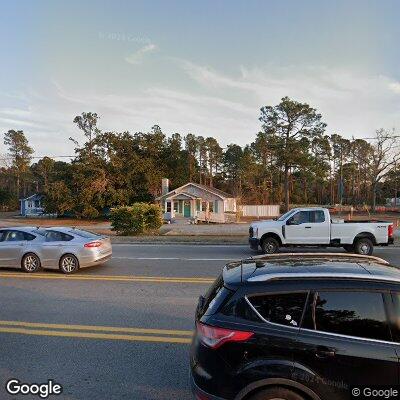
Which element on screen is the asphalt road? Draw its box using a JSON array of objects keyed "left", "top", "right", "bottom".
[{"left": 1, "top": 244, "right": 400, "bottom": 400}]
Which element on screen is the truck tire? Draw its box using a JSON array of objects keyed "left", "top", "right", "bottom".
[
  {"left": 354, "top": 238, "right": 373, "bottom": 255},
  {"left": 261, "top": 237, "right": 280, "bottom": 254},
  {"left": 343, "top": 244, "right": 355, "bottom": 253}
]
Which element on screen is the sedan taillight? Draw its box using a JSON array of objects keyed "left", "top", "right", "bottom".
[
  {"left": 84, "top": 241, "right": 102, "bottom": 248},
  {"left": 196, "top": 322, "right": 253, "bottom": 349}
]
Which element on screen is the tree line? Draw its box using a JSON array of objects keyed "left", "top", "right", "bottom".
[{"left": 1, "top": 97, "right": 399, "bottom": 217}]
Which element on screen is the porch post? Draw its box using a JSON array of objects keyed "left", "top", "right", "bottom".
[{"left": 191, "top": 199, "right": 196, "bottom": 217}]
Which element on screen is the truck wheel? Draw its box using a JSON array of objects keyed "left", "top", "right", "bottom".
[
  {"left": 354, "top": 238, "right": 373, "bottom": 255},
  {"left": 343, "top": 245, "right": 355, "bottom": 253},
  {"left": 261, "top": 237, "right": 279, "bottom": 254}
]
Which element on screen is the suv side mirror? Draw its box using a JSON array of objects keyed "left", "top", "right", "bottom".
[{"left": 287, "top": 218, "right": 298, "bottom": 226}]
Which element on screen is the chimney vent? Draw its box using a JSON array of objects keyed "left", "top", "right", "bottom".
[{"left": 162, "top": 178, "right": 169, "bottom": 195}]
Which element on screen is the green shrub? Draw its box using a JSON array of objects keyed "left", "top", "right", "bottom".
[{"left": 110, "top": 203, "right": 163, "bottom": 235}]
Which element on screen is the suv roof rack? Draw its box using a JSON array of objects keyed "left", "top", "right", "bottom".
[
  {"left": 247, "top": 271, "right": 400, "bottom": 284},
  {"left": 248, "top": 252, "right": 389, "bottom": 266}
]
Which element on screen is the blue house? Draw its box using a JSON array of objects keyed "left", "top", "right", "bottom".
[{"left": 20, "top": 194, "right": 44, "bottom": 216}]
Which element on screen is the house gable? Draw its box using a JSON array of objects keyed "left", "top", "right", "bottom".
[{"left": 156, "top": 182, "right": 234, "bottom": 202}]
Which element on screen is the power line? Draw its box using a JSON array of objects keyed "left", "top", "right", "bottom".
[{"left": 0, "top": 155, "right": 74, "bottom": 161}]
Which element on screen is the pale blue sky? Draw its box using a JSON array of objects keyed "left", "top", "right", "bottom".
[{"left": 1, "top": 0, "right": 399, "bottom": 158}]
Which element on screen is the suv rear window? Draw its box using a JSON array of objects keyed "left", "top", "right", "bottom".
[
  {"left": 199, "top": 275, "right": 233, "bottom": 316},
  {"left": 247, "top": 292, "right": 308, "bottom": 327},
  {"left": 303, "top": 291, "right": 391, "bottom": 342}
]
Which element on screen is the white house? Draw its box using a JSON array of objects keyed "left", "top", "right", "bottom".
[{"left": 156, "top": 179, "right": 237, "bottom": 223}]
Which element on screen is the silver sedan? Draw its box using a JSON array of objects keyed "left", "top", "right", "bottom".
[{"left": 0, "top": 227, "right": 112, "bottom": 274}]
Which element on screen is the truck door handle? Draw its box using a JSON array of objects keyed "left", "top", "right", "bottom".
[
  {"left": 305, "top": 226, "right": 311, "bottom": 229},
  {"left": 315, "top": 346, "right": 335, "bottom": 358}
]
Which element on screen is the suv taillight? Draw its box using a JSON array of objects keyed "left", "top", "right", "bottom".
[
  {"left": 196, "top": 322, "right": 253, "bottom": 349},
  {"left": 388, "top": 225, "right": 394, "bottom": 238},
  {"left": 84, "top": 241, "right": 102, "bottom": 248}
]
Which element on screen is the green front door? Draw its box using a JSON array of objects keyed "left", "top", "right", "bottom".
[{"left": 184, "top": 201, "right": 191, "bottom": 217}]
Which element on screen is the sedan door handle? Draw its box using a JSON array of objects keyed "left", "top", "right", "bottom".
[
  {"left": 304, "top": 226, "right": 312, "bottom": 229},
  {"left": 315, "top": 346, "right": 335, "bottom": 358}
]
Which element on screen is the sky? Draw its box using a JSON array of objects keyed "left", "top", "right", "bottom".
[{"left": 0, "top": 0, "right": 400, "bottom": 160}]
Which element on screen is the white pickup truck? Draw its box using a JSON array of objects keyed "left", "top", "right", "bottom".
[{"left": 249, "top": 207, "right": 394, "bottom": 255}]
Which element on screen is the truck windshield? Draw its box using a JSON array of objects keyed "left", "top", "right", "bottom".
[{"left": 277, "top": 210, "right": 296, "bottom": 221}]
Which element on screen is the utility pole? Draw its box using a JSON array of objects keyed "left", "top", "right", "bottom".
[{"left": 395, "top": 161, "right": 398, "bottom": 207}]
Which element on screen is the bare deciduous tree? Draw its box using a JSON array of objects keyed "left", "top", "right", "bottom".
[{"left": 370, "top": 129, "right": 400, "bottom": 211}]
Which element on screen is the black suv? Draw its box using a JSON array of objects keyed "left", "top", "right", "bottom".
[{"left": 190, "top": 253, "right": 400, "bottom": 400}]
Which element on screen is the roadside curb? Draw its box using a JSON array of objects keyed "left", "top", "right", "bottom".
[
  {"left": 110, "top": 237, "right": 248, "bottom": 245},
  {"left": 110, "top": 236, "right": 400, "bottom": 247},
  {"left": 112, "top": 241, "right": 248, "bottom": 246}
]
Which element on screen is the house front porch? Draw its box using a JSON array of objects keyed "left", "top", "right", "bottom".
[{"left": 163, "top": 192, "right": 227, "bottom": 223}]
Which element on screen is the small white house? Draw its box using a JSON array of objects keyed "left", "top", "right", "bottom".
[
  {"left": 20, "top": 194, "right": 44, "bottom": 216},
  {"left": 156, "top": 179, "right": 237, "bottom": 223}
]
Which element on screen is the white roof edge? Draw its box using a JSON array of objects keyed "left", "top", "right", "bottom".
[
  {"left": 188, "top": 182, "right": 228, "bottom": 199},
  {"left": 156, "top": 182, "right": 230, "bottom": 200},
  {"left": 20, "top": 194, "right": 41, "bottom": 201}
]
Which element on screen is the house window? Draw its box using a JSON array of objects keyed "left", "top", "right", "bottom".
[
  {"left": 209, "top": 202, "right": 214, "bottom": 212},
  {"left": 214, "top": 201, "right": 219, "bottom": 213},
  {"left": 196, "top": 200, "right": 201, "bottom": 211},
  {"left": 202, "top": 201, "right": 207, "bottom": 212},
  {"left": 174, "top": 202, "right": 179, "bottom": 212},
  {"left": 166, "top": 202, "right": 171, "bottom": 212}
]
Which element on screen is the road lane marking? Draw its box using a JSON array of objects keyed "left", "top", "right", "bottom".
[
  {"left": 112, "top": 243, "right": 248, "bottom": 248},
  {"left": 0, "top": 320, "right": 193, "bottom": 344},
  {"left": 116, "top": 257, "right": 235, "bottom": 260},
  {"left": 0, "top": 272, "right": 214, "bottom": 284},
  {"left": 0, "top": 327, "right": 192, "bottom": 344},
  {"left": 0, "top": 320, "right": 193, "bottom": 336}
]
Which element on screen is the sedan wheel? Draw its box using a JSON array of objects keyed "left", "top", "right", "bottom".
[
  {"left": 59, "top": 254, "right": 79, "bottom": 274},
  {"left": 21, "top": 253, "right": 41, "bottom": 273}
]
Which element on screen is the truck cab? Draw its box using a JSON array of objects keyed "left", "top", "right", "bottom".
[{"left": 249, "top": 207, "right": 394, "bottom": 255}]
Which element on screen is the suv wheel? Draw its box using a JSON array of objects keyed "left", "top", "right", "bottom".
[
  {"left": 21, "top": 253, "right": 41, "bottom": 273},
  {"left": 248, "top": 387, "right": 305, "bottom": 400},
  {"left": 59, "top": 254, "right": 79, "bottom": 274},
  {"left": 354, "top": 238, "right": 373, "bottom": 255},
  {"left": 261, "top": 237, "right": 279, "bottom": 254}
]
